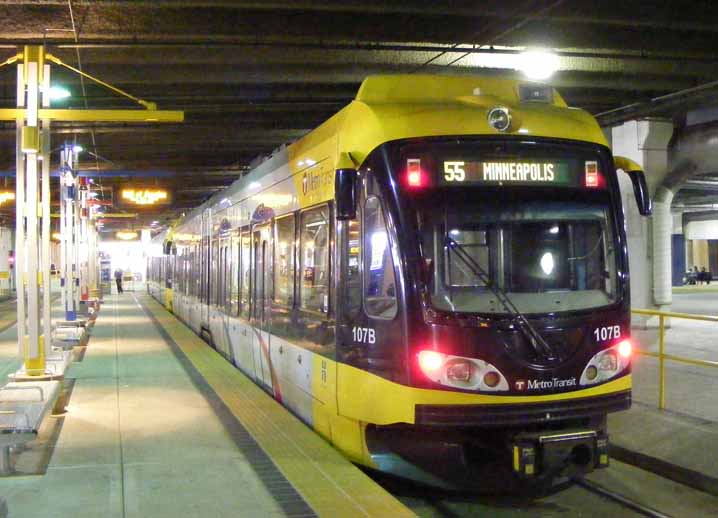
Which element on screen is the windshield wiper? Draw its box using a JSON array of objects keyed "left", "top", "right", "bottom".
[{"left": 445, "top": 236, "right": 557, "bottom": 362}]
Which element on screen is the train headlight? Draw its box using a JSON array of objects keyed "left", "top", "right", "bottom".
[
  {"left": 483, "top": 371, "right": 501, "bottom": 388},
  {"left": 580, "top": 341, "right": 631, "bottom": 386},
  {"left": 418, "top": 350, "right": 443, "bottom": 373},
  {"left": 417, "top": 350, "right": 509, "bottom": 392},
  {"left": 446, "top": 359, "right": 473, "bottom": 383},
  {"left": 487, "top": 107, "right": 512, "bottom": 132}
]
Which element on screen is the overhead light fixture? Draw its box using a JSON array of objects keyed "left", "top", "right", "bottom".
[
  {"left": 121, "top": 188, "right": 169, "bottom": 205},
  {"left": 47, "top": 85, "right": 71, "bottom": 100},
  {"left": 0, "top": 192, "right": 15, "bottom": 205},
  {"left": 518, "top": 49, "right": 559, "bottom": 80},
  {"left": 72, "top": 144, "right": 84, "bottom": 153},
  {"left": 116, "top": 230, "right": 139, "bottom": 241}
]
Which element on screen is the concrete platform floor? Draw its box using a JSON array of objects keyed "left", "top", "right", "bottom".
[
  {"left": 609, "top": 291, "right": 718, "bottom": 496},
  {"left": 0, "top": 294, "right": 297, "bottom": 518}
]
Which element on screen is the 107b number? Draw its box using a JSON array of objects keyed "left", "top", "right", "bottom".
[
  {"left": 593, "top": 325, "right": 621, "bottom": 342},
  {"left": 352, "top": 327, "right": 375, "bottom": 344}
]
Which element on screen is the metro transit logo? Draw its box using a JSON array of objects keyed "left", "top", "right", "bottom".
[{"left": 514, "top": 377, "right": 577, "bottom": 391}]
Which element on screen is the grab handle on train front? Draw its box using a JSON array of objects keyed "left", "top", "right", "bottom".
[{"left": 336, "top": 167, "right": 358, "bottom": 220}]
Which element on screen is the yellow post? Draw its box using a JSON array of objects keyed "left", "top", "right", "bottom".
[
  {"left": 658, "top": 315, "right": 666, "bottom": 410},
  {"left": 23, "top": 335, "right": 45, "bottom": 376}
]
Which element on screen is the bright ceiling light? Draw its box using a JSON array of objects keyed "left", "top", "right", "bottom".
[
  {"left": 518, "top": 49, "right": 559, "bottom": 80},
  {"left": 47, "top": 85, "right": 71, "bottom": 100},
  {"left": 116, "top": 230, "right": 139, "bottom": 241},
  {"left": 0, "top": 192, "right": 15, "bottom": 205},
  {"left": 121, "top": 188, "right": 169, "bottom": 205},
  {"left": 72, "top": 144, "right": 83, "bottom": 153}
]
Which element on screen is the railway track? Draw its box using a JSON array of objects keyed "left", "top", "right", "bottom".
[
  {"left": 377, "top": 459, "right": 718, "bottom": 517},
  {"left": 574, "top": 478, "right": 671, "bottom": 518}
]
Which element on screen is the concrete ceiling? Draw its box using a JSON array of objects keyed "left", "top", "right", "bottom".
[{"left": 2, "top": 1, "right": 718, "bottom": 230}]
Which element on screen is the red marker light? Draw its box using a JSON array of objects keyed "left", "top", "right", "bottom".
[
  {"left": 406, "top": 158, "right": 424, "bottom": 187},
  {"left": 408, "top": 170, "right": 422, "bottom": 186},
  {"left": 585, "top": 161, "right": 601, "bottom": 188},
  {"left": 617, "top": 339, "right": 632, "bottom": 358},
  {"left": 418, "top": 350, "right": 443, "bottom": 372}
]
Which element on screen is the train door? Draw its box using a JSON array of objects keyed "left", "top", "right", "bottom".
[
  {"left": 337, "top": 161, "right": 403, "bottom": 388},
  {"left": 216, "top": 236, "right": 231, "bottom": 357},
  {"left": 251, "top": 223, "right": 273, "bottom": 389},
  {"left": 200, "top": 209, "right": 211, "bottom": 329},
  {"left": 235, "top": 228, "right": 254, "bottom": 375}
]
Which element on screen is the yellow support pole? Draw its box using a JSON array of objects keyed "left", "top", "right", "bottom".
[{"left": 658, "top": 315, "right": 666, "bottom": 410}]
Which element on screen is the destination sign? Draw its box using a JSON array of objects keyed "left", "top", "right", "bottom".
[{"left": 440, "top": 159, "right": 586, "bottom": 187}]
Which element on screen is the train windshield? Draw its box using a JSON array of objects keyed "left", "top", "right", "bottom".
[{"left": 397, "top": 140, "right": 620, "bottom": 315}]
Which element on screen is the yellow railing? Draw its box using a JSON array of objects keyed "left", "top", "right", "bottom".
[{"left": 631, "top": 308, "right": 718, "bottom": 410}]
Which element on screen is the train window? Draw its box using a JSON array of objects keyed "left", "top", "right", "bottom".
[
  {"left": 445, "top": 229, "right": 489, "bottom": 288},
  {"left": 191, "top": 246, "right": 197, "bottom": 297},
  {"left": 221, "top": 244, "right": 229, "bottom": 312},
  {"left": 211, "top": 240, "right": 219, "bottom": 306},
  {"left": 230, "top": 233, "right": 239, "bottom": 315},
  {"left": 239, "top": 229, "right": 251, "bottom": 318},
  {"left": 345, "top": 218, "right": 362, "bottom": 316},
  {"left": 274, "top": 215, "right": 295, "bottom": 306},
  {"left": 300, "top": 205, "right": 330, "bottom": 314},
  {"left": 363, "top": 196, "right": 397, "bottom": 319},
  {"left": 188, "top": 247, "right": 193, "bottom": 296},
  {"left": 179, "top": 248, "right": 185, "bottom": 295}
]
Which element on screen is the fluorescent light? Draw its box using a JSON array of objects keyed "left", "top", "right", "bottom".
[
  {"left": 518, "top": 49, "right": 559, "bottom": 80},
  {"left": 116, "top": 230, "right": 139, "bottom": 241},
  {"left": 47, "top": 86, "right": 71, "bottom": 100},
  {"left": 0, "top": 192, "right": 15, "bottom": 205}
]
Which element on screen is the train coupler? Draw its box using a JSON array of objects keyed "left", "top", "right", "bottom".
[{"left": 512, "top": 430, "right": 609, "bottom": 478}]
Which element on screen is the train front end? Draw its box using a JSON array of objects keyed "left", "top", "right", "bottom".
[{"left": 350, "top": 134, "right": 635, "bottom": 490}]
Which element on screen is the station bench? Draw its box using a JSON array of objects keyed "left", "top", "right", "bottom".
[{"left": 0, "top": 381, "right": 61, "bottom": 474}]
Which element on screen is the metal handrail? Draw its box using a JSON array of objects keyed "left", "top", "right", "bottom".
[
  {"left": 631, "top": 308, "right": 718, "bottom": 410},
  {"left": 0, "top": 409, "right": 31, "bottom": 430},
  {"left": 632, "top": 308, "right": 718, "bottom": 323}
]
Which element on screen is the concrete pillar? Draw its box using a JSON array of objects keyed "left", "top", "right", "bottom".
[
  {"left": 611, "top": 120, "right": 674, "bottom": 319},
  {"left": 0, "top": 228, "right": 12, "bottom": 298}
]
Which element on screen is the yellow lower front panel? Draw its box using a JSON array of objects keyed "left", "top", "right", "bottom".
[{"left": 337, "top": 361, "right": 631, "bottom": 425}]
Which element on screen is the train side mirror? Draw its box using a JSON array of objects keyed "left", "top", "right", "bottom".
[
  {"left": 335, "top": 168, "right": 358, "bottom": 220},
  {"left": 614, "top": 156, "right": 652, "bottom": 216},
  {"left": 626, "top": 170, "right": 652, "bottom": 216}
]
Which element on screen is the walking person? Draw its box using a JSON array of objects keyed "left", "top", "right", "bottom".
[{"left": 114, "top": 268, "right": 124, "bottom": 294}]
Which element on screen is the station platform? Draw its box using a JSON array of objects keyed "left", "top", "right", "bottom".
[
  {"left": 0, "top": 294, "right": 412, "bottom": 517},
  {"left": 610, "top": 289, "right": 718, "bottom": 496}
]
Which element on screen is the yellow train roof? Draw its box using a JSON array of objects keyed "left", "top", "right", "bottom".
[{"left": 288, "top": 74, "right": 608, "bottom": 171}]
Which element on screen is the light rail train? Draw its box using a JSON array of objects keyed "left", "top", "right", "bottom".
[{"left": 148, "top": 75, "right": 652, "bottom": 489}]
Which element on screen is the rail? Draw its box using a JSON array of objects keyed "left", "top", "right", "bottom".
[{"left": 631, "top": 308, "right": 718, "bottom": 410}]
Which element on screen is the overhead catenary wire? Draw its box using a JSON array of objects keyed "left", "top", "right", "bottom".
[{"left": 411, "top": 0, "right": 568, "bottom": 73}]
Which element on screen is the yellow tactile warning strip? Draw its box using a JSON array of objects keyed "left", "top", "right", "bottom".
[{"left": 139, "top": 294, "right": 415, "bottom": 518}]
